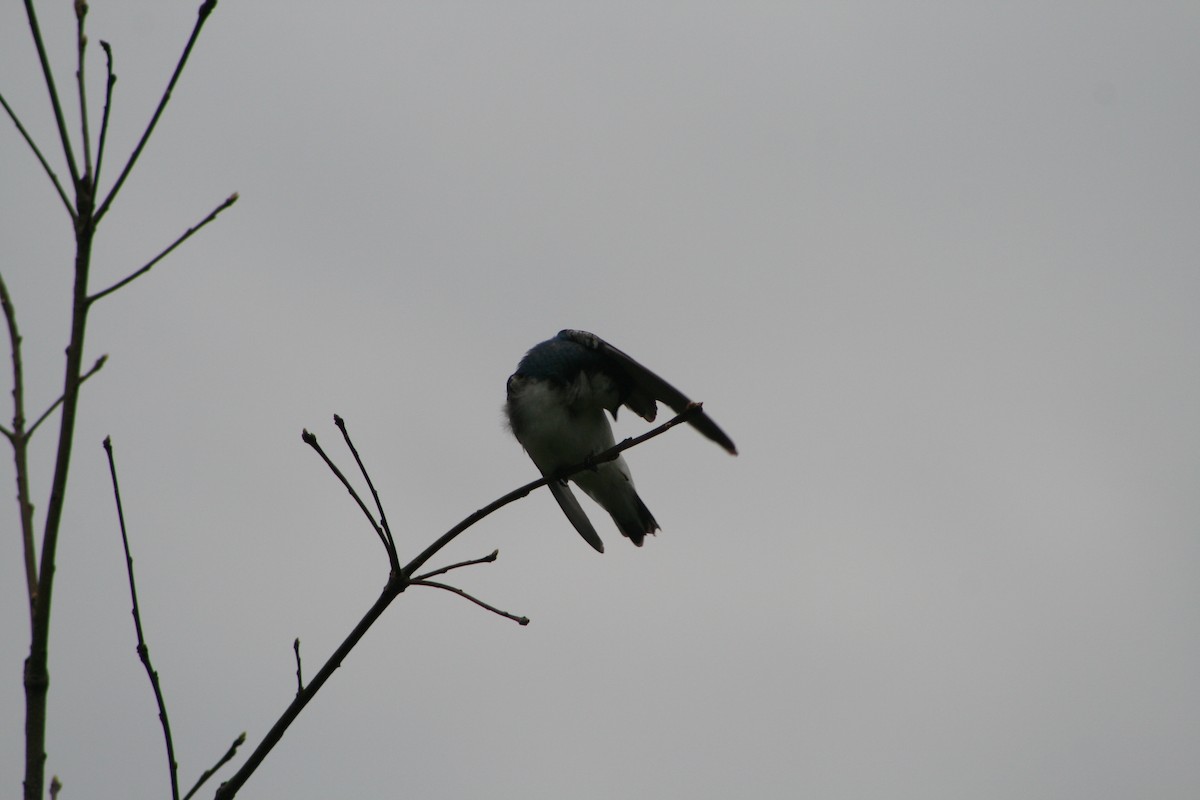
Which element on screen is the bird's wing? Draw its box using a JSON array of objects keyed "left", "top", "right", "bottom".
[
  {"left": 559, "top": 329, "right": 738, "bottom": 455},
  {"left": 548, "top": 479, "right": 605, "bottom": 553}
]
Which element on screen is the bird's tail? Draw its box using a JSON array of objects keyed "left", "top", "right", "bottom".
[
  {"left": 610, "top": 491, "right": 659, "bottom": 547},
  {"left": 573, "top": 462, "right": 660, "bottom": 547},
  {"left": 548, "top": 480, "right": 606, "bottom": 553}
]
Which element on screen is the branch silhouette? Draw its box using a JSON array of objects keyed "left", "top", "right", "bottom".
[
  {"left": 106, "top": 437, "right": 246, "bottom": 800},
  {"left": 183, "top": 733, "right": 246, "bottom": 800},
  {"left": 8, "top": 3, "right": 233, "bottom": 798},
  {"left": 88, "top": 193, "right": 239, "bottom": 304},
  {"left": 412, "top": 579, "right": 530, "bottom": 625},
  {"left": 213, "top": 403, "right": 704, "bottom": 799},
  {"left": 0, "top": 272, "right": 38, "bottom": 606},
  {"left": 0, "top": 91, "right": 74, "bottom": 215},
  {"left": 94, "top": 0, "right": 220, "bottom": 222},
  {"left": 94, "top": 40, "right": 115, "bottom": 189},
  {"left": 26, "top": 354, "right": 107, "bottom": 439},
  {"left": 103, "top": 436, "right": 181, "bottom": 800}
]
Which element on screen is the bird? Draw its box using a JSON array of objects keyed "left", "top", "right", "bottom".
[{"left": 505, "top": 329, "right": 736, "bottom": 553}]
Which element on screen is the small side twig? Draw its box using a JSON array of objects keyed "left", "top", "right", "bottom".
[
  {"left": 293, "top": 638, "right": 303, "bottom": 695},
  {"left": 412, "top": 550, "right": 499, "bottom": 582},
  {"left": 88, "top": 193, "right": 238, "bottom": 304},
  {"left": 334, "top": 414, "right": 399, "bottom": 573},
  {"left": 301, "top": 428, "right": 390, "bottom": 555},
  {"left": 0, "top": 273, "right": 37, "bottom": 604},
  {"left": 412, "top": 579, "right": 529, "bottom": 626},
  {"left": 183, "top": 732, "right": 246, "bottom": 800},
  {"left": 94, "top": 40, "right": 116, "bottom": 188},
  {"left": 21, "top": 0, "right": 82, "bottom": 192},
  {"left": 0, "top": 91, "right": 74, "bottom": 217},
  {"left": 103, "top": 436, "right": 181, "bottom": 800},
  {"left": 94, "top": 0, "right": 219, "bottom": 222},
  {"left": 75, "top": 0, "right": 94, "bottom": 181},
  {"left": 26, "top": 354, "right": 107, "bottom": 438}
]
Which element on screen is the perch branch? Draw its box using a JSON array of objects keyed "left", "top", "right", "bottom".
[
  {"left": 88, "top": 193, "right": 238, "bottom": 304},
  {"left": 103, "top": 436, "right": 181, "bottom": 800},
  {"left": 213, "top": 404, "right": 701, "bottom": 798},
  {"left": 214, "top": 574, "right": 406, "bottom": 800},
  {"left": 402, "top": 403, "right": 704, "bottom": 580}
]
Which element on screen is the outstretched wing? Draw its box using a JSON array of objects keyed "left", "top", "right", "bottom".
[{"left": 559, "top": 329, "right": 738, "bottom": 455}]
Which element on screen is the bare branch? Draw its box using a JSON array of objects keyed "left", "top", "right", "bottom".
[
  {"left": 94, "top": 40, "right": 115, "bottom": 189},
  {"left": 0, "top": 272, "right": 38, "bottom": 605},
  {"left": 334, "top": 414, "right": 399, "bottom": 571},
  {"left": 75, "top": 0, "right": 94, "bottom": 181},
  {"left": 412, "top": 550, "right": 499, "bottom": 582},
  {"left": 26, "top": 354, "right": 107, "bottom": 439},
  {"left": 21, "top": 0, "right": 82, "bottom": 190},
  {"left": 413, "top": 579, "right": 529, "bottom": 626},
  {"left": 293, "top": 638, "right": 303, "bottom": 696},
  {"left": 183, "top": 732, "right": 246, "bottom": 800},
  {"left": 215, "top": 575, "right": 407, "bottom": 800},
  {"left": 88, "top": 194, "right": 238, "bottom": 304},
  {"left": 103, "top": 436, "right": 181, "bottom": 800},
  {"left": 0, "top": 91, "right": 75, "bottom": 217},
  {"left": 301, "top": 428, "right": 390, "bottom": 555},
  {"left": 94, "top": 0, "right": 220, "bottom": 222}
]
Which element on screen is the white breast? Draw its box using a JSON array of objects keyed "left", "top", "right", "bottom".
[{"left": 508, "top": 374, "right": 619, "bottom": 473}]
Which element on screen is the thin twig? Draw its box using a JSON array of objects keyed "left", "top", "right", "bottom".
[
  {"left": 293, "top": 638, "right": 303, "bottom": 696},
  {"left": 88, "top": 194, "right": 238, "bottom": 304},
  {"left": 0, "top": 91, "right": 75, "bottom": 217},
  {"left": 75, "top": 0, "right": 94, "bottom": 181},
  {"left": 413, "top": 579, "right": 529, "bottom": 626},
  {"left": 22, "top": 0, "right": 82, "bottom": 190},
  {"left": 94, "top": 0, "right": 219, "bottom": 222},
  {"left": 103, "top": 436, "right": 181, "bottom": 800},
  {"left": 334, "top": 414, "right": 399, "bottom": 572},
  {"left": 26, "top": 354, "right": 107, "bottom": 439},
  {"left": 402, "top": 403, "right": 705, "bottom": 580},
  {"left": 412, "top": 550, "right": 499, "bottom": 582},
  {"left": 300, "top": 429, "right": 389, "bottom": 554},
  {"left": 183, "top": 732, "right": 245, "bottom": 800},
  {"left": 94, "top": 40, "right": 115, "bottom": 189},
  {"left": 0, "top": 273, "right": 38, "bottom": 604}
]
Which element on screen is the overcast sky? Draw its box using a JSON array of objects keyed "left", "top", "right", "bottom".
[{"left": 3, "top": 2, "right": 1199, "bottom": 798}]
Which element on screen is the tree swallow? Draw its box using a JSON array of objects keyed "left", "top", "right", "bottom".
[{"left": 505, "top": 329, "right": 736, "bottom": 553}]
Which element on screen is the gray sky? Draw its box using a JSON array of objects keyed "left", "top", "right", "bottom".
[{"left": 3, "top": 2, "right": 1199, "bottom": 798}]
